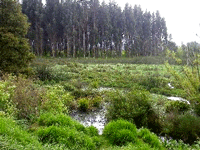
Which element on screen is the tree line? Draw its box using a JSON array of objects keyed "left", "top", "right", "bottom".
[{"left": 21, "top": 0, "right": 169, "bottom": 58}]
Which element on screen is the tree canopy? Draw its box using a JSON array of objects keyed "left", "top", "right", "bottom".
[
  {"left": 21, "top": 0, "right": 169, "bottom": 58},
  {"left": 0, "top": 0, "right": 34, "bottom": 73}
]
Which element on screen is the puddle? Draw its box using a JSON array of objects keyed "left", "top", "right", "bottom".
[
  {"left": 168, "top": 83, "right": 174, "bottom": 89},
  {"left": 70, "top": 104, "right": 107, "bottom": 135},
  {"left": 167, "top": 96, "right": 190, "bottom": 104},
  {"left": 82, "top": 86, "right": 114, "bottom": 92}
]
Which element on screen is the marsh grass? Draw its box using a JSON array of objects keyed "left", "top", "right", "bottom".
[
  {"left": 2, "top": 56, "right": 200, "bottom": 149},
  {"left": 103, "top": 119, "right": 137, "bottom": 146},
  {"left": 138, "top": 128, "right": 162, "bottom": 149},
  {"left": 0, "top": 116, "right": 43, "bottom": 149}
]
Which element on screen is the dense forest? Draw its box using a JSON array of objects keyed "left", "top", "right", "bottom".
[{"left": 21, "top": 0, "right": 169, "bottom": 57}]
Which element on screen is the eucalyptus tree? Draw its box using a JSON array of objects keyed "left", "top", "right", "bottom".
[
  {"left": 123, "top": 3, "right": 135, "bottom": 57},
  {"left": 133, "top": 5, "right": 143, "bottom": 56},
  {"left": 22, "top": 0, "right": 43, "bottom": 56},
  {"left": 97, "top": 1, "right": 110, "bottom": 57}
]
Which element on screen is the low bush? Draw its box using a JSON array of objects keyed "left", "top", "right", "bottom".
[
  {"left": 89, "top": 79, "right": 100, "bottom": 88},
  {"left": 0, "top": 78, "right": 16, "bottom": 117},
  {"left": 0, "top": 116, "right": 43, "bottom": 149},
  {"left": 0, "top": 74, "right": 42, "bottom": 121},
  {"left": 103, "top": 119, "right": 137, "bottom": 146},
  {"left": 36, "top": 64, "right": 53, "bottom": 81},
  {"left": 37, "top": 126, "right": 96, "bottom": 149},
  {"left": 40, "top": 85, "right": 69, "bottom": 114},
  {"left": 162, "top": 139, "right": 197, "bottom": 150},
  {"left": 164, "top": 113, "right": 200, "bottom": 144},
  {"left": 38, "top": 113, "right": 74, "bottom": 127},
  {"left": 78, "top": 98, "right": 89, "bottom": 112},
  {"left": 138, "top": 128, "right": 162, "bottom": 149},
  {"left": 106, "top": 89, "right": 162, "bottom": 132},
  {"left": 12, "top": 76, "right": 42, "bottom": 121},
  {"left": 194, "top": 102, "right": 200, "bottom": 116},
  {"left": 91, "top": 96, "right": 102, "bottom": 108},
  {"left": 165, "top": 100, "right": 190, "bottom": 113},
  {"left": 38, "top": 113, "right": 87, "bottom": 133},
  {"left": 86, "top": 126, "right": 99, "bottom": 137},
  {"left": 139, "top": 75, "right": 168, "bottom": 91},
  {"left": 91, "top": 136, "right": 102, "bottom": 148},
  {"left": 71, "top": 88, "right": 98, "bottom": 99}
]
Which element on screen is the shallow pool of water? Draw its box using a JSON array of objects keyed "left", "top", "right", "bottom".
[{"left": 70, "top": 105, "right": 107, "bottom": 135}]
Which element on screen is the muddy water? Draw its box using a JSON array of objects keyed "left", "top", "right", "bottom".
[{"left": 70, "top": 105, "right": 107, "bottom": 135}]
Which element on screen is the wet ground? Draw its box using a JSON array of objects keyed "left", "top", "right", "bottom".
[
  {"left": 70, "top": 104, "right": 107, "bottom": 135},
  {"left": 71, "top": 85, "right": 190, "bottom": 135}
]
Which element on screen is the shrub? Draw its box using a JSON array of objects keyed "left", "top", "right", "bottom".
[
  {"left": 194, "top": 102, "right": 200, "bottom": 116},
  {"left": 40, "top": 85, "right": 68, "bottom": 114},
  {"left": 90, "top": 80, "right": 100, "bottom": 88},
  {"left": 0, "top": 0, "right": 35, "bottom": 74},
  {"left": 165, "top": 100, "right": 190, "bottom": 113},
  {"left": 38, "top": 113, "right": 87, "bottom": 133},
  {"left": 164, "top": 113, "right": 200, "bottom": 144},
  {"left": 78, "top": 98, "right": 89, "bottom": 112},
  {"left": 86, "top": 126, "right": 99, "bottom": 137},
  {"left": 37, "top": 126, "right": 96, "bottom": 150},
  {"left": 38, "top": 113, "right": 74, "bottom": 127},
  {"left": 0, "top": 74, "right": 41, "bottom": 120},
  {"left": 72, "top": 88, "right": 98, "bottom": 99},
  {"left": 106, "top": 89, "right": 161, "bottom": 132},
  {"left": 139, "top": 75, "right": 168, "bottom": 91},
  {"left": 91, "top": 136, "right": 102, "bottom": 148},
  {"left": 12, "top": 75, "right": 42, "bottom": 120},
  {"left": 138, "top": 128, "right": 162, "bottom": 149},
  {"left": 163, "top": 139, "right": 191, "bottom": 150},
  {"left": 36, "top": 64, "right": 53, "bottom": 81},
  {"left": 0, "top": 116, "right": 43, "bottom": 148},
  {"left": 103, "top": 119, "right": 137, "bottom": 146},
  {"left": 91, "top": 96, "right": 102, "bottom": 108},
  {"left": 0, "top": 78, "right": 16, "bottom": 117},
  {"left": 62, "top": 82, "right": 76, "bottom": 92}
]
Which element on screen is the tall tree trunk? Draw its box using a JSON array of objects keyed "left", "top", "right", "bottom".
[
  {"left": 83, "top": 31, "right": 86, "bottom": 58},
  {"left": 73, "top": 25, "right": 76, "bottom": 58}
]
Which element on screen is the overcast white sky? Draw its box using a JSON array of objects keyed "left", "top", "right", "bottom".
[
  {"left": 100, "top": 0, "right": 200, "bottom": 46},
  {"left": 41, "top": 0, "right": 200, "bottom": 46}
]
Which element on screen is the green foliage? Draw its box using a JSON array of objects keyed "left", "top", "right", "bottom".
[
  {"left": 0, "top": 74, "right": 41, "bottom": 120},
  {"left": 0, "top": 0, "right": 35, "bottom": 73},
  {"left": 164, "top": 113, "right": 200, "bottom": 144},
  {"left": 12, "top": 75, "right": 41, "bottom": 120},
  {"left": 103, "top": 119, "right": 137, "bottom": 146},
  {"left": 37, "top": 113, "right": 87, "bottom": 133},
  {"left": 138, "top": 128, "right": 162, "bottom": 149},
  {"left": 36, "top": 64, "right": 53, "bottom": 81},
  {"left": 106, "top": 89, "right": 161, "bottom": 132},
  {"left": 78, "top": 98, "right": 90, "bottom": 112},
  {"left": 194, "top": 102, "right": 200, "bottom": 116},
  {"left": 40, "top": 85, "right": 70, "bottom": 114},
  {"left": 0, "top": 116, "right": 43, "bottom": 149},
  {"left": 163, "top": 139, "right": 191, "bottom": 150},
  {"left": 165, "top": 59, "right": 200, "bottom": 101},
  {"left": 86, "top": 126, "right": 99, "bottom": 137},
  {"left": 91, "top": 96, "right": 102, "bottom": 108},
  {"left": 139, "top": 74, "right": 168, "bottom": 91},
  {"left": 0, "top": 78, "right": 16, "bottom": 117},
  {"left": 38, "top": 113, "right": 75, "bottom": 127},
  {"left": 165, "top": 100, "right": 190, "bottom": 113},
  {"left": 37, "top": 125, "right": 96, "bottom": 149},
  {"left": 90, "top": 79, "right": 100, "bottom": 88}
]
